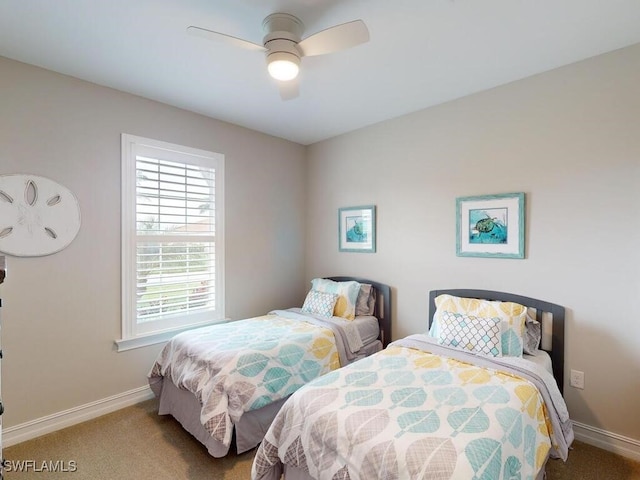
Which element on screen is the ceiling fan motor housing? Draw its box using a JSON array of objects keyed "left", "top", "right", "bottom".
[{"left": 262, "top": 13, "right": 303, "bottom": 59}]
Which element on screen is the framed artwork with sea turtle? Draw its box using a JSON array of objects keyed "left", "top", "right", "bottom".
[
  {"left": 456, "top": 192, "right": 525, "bottom": 258},
  {"left": 338, "top": 205, "right": 376, "bottom": 253}
]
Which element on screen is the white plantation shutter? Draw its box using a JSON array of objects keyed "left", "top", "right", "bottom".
[{"left": 120, "top": 134, "right": 224, "bottom": 346}]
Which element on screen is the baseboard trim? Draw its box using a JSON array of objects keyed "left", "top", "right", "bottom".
[
  {"left": 3, "top": 386, "right": 154, "bottom": 448},
  {"left": 573, "top": 421, "right": 640, "bottom": 462}
]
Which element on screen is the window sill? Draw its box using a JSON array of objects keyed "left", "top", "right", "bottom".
[{"left": 115, "top": 319, "right": 229, "bottom": 352}]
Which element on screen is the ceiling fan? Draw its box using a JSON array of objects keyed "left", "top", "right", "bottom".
[{"left": 187, "top": 13, "right": 369, "bottom": 100}]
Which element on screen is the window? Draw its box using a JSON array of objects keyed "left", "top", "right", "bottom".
[{"left": 117, "top": 134, "right": 224, "bottom": 351}]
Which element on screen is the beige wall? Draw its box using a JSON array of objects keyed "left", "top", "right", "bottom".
[
  {"left": 0, "top": 57, "right": 307, "bottom": 426},
  {"left": 305, "top": 45, "right": 640, "bottom": 447}
]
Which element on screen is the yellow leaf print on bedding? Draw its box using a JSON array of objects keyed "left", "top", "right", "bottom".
[
  {"left": 381, "top": 347, "right": 404, "bottom": 357},
  {"left": 458, "top": 368, "right": 491, "bottom": 385},
  {"left": 538, "top": 403, "right": 551, "bottom": 437},
  {"left": 515, "top": 384, "right": 539, "bottom": 418},
  {"left": 413, "top": 353, "right": 443, "bottom": 370},
  {"left": 310, "top": 336, "right": 336, "bottom": 360},
  {"left": 329, "top": 351, "right": 340, "bottom": 369},
  {"left": 536, "top": 444, "right": 551, "bottom": 470}
]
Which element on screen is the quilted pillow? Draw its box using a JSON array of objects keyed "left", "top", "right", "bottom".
[
  {"left": 524, "top": 308, "right": 542, "bottom": 355},
  {"left": 355, "top": 283, "right": 376, "bottom": 316},
  {"left": 438, "top": 311, "right": 502, "bottom": 357},
  {"left": 430, "top": 294, "right": 527, "bottom": 357},
  {"left": 301, "top": 290, "right": 339, "bottom": 318},
  {"left": 311, "top": 278, "right": 361, "bottom": 320}
]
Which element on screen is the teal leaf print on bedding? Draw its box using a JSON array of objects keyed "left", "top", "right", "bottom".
[
  {"left": 397, "top": 410, "right": 440, "bottom": 434},
  {"left": 502, "top": 330, "right": 523, "bottom": 356},
  {"left": 379, "top": 356, "right": 409, "bottom": 370},
  {"left": 496, "top": 407, "right": 523, "bottom": 448},
  {"left": 421, "top": 370, "right": 453, "bottom": 385},
  {"left": 503, "top": 455, "right": 522, "bottom": 480},
  {"left": 465, "top": 438, "right": 502, "bottom": 480},
  {"left": 345, "top": 370, "right": 379, "bottom": 387},
  {"left": 250, "top": 395, "right": 273, "bottom": 410},
  {"left": 448, "top": 407, "right": 490, "bottom": 434},
  {"left": 283, "top": 383, "right": 304, "bottom": 397},
  {"left": 384, "top": 370, "right": 416, "bottom": 386},
  {"left": 524, "top": 425, "right": 536, "bottom": 467},
  {"left": 299, "top": 360, "right": 322, "bottom": 382},
  {"left": 251, "top": 339, "right": 279, "bottom": 351},
  {"left": 345, "top": 389, "right": 384, "bottom": 407},
  {"left": 262, "top": 367, "right": 292, "bottom": 393},
  {"left": 277, "top": 344, "right": 305, "bottom": 366},
  {"left": 349, "top": 356, "right": 375, "bottom": 370},
  {"left": 390, "top": 388, "right": 427, "bottom": 408},
  {"left": 308, "top": 369, "right": 340, "bottom": 386},
  {"left": 434, "top": 386, "right": 468, "bottom": 406},
  {"left": 473, "top": 385, "right": 510, "bottom": 404},
  {"left": 237, "top": 353, "right": 269, "bottom": 377}
]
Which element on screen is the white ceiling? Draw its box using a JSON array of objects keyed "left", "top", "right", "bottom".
[{"left": 1, "top": 0, "right": 639, "bottom": 145}]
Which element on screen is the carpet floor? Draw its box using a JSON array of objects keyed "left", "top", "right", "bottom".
[{"left": 3, "top": 399, "right": 639, "bottom": 479}]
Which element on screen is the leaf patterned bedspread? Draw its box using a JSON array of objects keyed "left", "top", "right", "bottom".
[
  {"left": 252, "top": 334, "right": 573, "bottom": 480},
  {"left": 148, "top": 314, "right": 341, "bottom": 448}
]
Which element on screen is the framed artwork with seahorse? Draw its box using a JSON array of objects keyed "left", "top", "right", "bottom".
[{"left": 456, "top": 192, "right": 525, "bottom": 258}]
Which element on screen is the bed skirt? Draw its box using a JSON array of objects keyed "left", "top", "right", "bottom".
[{"left": 158, "top": 378, "right": 287, "bottom": 457}]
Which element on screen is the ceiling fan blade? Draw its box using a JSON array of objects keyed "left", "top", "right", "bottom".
[
  {"left": 298, "top": 20, "right": 369, "bottom": 57},
  {"left": 278, "top": 79, "right": 299, "bottom": 101},
  {"left": 187, "top": 26, "right": 265, "bottom": 52}
]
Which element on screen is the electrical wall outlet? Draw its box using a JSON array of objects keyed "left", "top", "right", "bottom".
[{"left": 570, "top": 369, "right": 585, "bottom": 389}]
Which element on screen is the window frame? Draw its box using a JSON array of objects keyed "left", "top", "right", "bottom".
[{"left": 116, "top": 134, "right": 225, "bottom": 352}]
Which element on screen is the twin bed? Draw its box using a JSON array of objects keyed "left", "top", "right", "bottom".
[
  {"left": 148, "top": 276, "right": 392, "bottom": 457},
  {"left": 252, "top": 289, "right": 574, "bottom": 480}
]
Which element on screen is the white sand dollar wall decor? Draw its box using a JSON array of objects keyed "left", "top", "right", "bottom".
[{"left": 0, "top": 174, "right": 81, "bottom": 257}]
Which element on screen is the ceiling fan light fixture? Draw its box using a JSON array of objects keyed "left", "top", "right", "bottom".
[
  {"left": 267, "top": 51, "right": 300, "bottom": 81},
  {"left": 188, "top": 12, "right": 369, "bottom": 99}
]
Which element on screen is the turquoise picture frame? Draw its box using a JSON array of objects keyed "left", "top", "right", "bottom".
[
  {"left": 456, "top": 192, "right": 525, "bottom": 258},
  {"left": 338, "top": 205, "right": 376, "bottom": 253}
]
